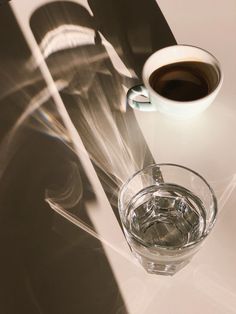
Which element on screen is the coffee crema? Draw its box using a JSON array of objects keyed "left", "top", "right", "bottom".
[{"left": 149, "top": 61, "right": 219, "bottom": 102}]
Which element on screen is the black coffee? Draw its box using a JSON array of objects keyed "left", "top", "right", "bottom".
[{"left": 149, "top": 61, "right": 218, "bottom": 101}]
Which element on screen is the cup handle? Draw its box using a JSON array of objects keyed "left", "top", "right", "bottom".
[{"left": 127, "top": 84, "right": 156, "bottom": 112}]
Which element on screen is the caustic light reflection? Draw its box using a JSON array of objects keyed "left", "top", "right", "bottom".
[{"left": 0, "top": 12, "right": 150, "bottom": 264}]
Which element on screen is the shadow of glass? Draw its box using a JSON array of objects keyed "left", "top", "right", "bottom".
[{"left": 29, "top": 0, "right": 177, "bottom": 213}]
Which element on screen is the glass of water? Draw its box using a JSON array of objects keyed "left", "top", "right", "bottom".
[{"left": 118, "top": 163, "right": 217, "bottom": 276}]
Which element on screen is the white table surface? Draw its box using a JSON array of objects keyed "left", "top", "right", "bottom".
[
  {"left": 11, "top": 1, "right": 236, "bottom": 313},
  {"left": 134, "top": 1, "right": 236, "bottom": 313}
]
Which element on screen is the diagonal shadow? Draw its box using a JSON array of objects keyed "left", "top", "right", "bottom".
[
  {"left": 88, "top": 0, "right": 176, "bottom": 77},
  {"left": 0, "top": 1, "right": 177, "bottom": 313},
  {"left": 0, "top": 3, "right": 127, "bottom": 314}
]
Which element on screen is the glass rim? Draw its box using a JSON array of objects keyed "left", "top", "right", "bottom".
[{"left": 118, "top": 163, "right": 218, "bottom": 251}]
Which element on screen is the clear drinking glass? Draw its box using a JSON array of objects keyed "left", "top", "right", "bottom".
[{"left": 118, "top": 163, "right": 217, "bottom": 276}]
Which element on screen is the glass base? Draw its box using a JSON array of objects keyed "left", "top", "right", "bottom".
[
  {"left": 145, "top": 262, "right": 186, "bottom": 276},
  {"left": 135, "top": 254, "right": 189, "bottom": 276}
]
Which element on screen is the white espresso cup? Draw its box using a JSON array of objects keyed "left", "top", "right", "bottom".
[{"left": 127, "top": 45, "right": 223, "bottom": 119}]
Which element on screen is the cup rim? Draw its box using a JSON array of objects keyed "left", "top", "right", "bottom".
[
  {"left": 118, "top": 163, "right": 218, "bottom": 251},
  {"left": 142, "top": 44, "right": 223, "bottom": 105}
]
